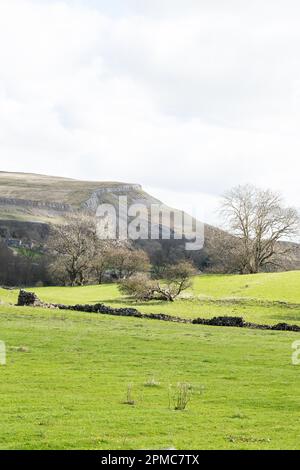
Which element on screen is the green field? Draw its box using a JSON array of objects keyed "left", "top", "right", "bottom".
[
  {"left": 2, "top": 270, "right": 300, "bottom": 326},
  {"left": 1, "top": 271, "right": 300, "bottom": 449}
]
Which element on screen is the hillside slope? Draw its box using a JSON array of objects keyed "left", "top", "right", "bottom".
[
  {"left": 0, "top": 171, "right": 299, "bottom": 271},
  {"left": 0, "top": 171, "right": 158, "bottom": 223},
  {"left": 0, "top": 171, "right": 210, "bottom": 247}
]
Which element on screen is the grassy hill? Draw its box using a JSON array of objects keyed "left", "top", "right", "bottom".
[
  {"left": 0, "top": 171, "right": 154, "bottom": 224},
  {"left": 0, "top": 171, "right": 145, "bottom": 206},
  {"left": 0, "top": 171, "right": 205, "bottom": 246},
  {"left": 0, "top": 302, "right": 299, "bottom": 450},
  {"left": 1, "top": 271, "right": 300, "bottom": 449}
]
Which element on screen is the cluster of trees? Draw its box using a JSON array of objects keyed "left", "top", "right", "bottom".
[
  {"left": 47, "top": 216, "right": 198, "bottom": 301},
  {"left": 48, "top": 216, "right": 150, "bottom": 286}
]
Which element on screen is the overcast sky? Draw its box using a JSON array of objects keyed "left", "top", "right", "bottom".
[{"left": 0, "top": 0, "right": 300, "bottom": 226}]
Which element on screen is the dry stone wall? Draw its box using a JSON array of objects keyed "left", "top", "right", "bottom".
[{"left": 16, "top": 290, "right": 300, "bottom": 333}]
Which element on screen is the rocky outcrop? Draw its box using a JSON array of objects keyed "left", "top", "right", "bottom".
[
  {"left": 16, "top": 290, "right": 300, "bottom": 333},
  {"left": 82, "top": 185, "right": 143, "bottom": 211}
]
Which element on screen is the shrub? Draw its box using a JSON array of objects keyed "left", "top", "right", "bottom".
[
  {"left": 169, "top": 383, "right": 193, "bottom": 411},
  {"left": 119, "top": 261, "right": 197, "bottom": 302},
  {"left": 119, "top": 273, "right": 157, "bottom": 301},
  {"left": 168, "top": 383, "right": 204, "bottom": 411}
]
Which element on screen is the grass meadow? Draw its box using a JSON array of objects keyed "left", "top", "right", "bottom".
[{"left": 1, "top": 271, "right": 300, "bottom": 449}]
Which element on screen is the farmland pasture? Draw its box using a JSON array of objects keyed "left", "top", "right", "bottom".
[
  {"left": 2, "top": 271, "right": 300, "bottom": 326},
  {"left": 0, "top": 304, "right": 300, "bottom": 450},
  {"left": 1, "top": 271, "right": 300, "bottom": 449}
]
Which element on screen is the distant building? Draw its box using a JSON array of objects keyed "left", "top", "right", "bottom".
[{"left": 6, "top": 239, "right": 34, "bottom": 249}]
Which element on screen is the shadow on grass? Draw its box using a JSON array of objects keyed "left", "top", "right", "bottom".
[
  {"left": 271, "top": 314, "right": 300, "bottom": 322},
  {"left": 197, "top": 297, "right": 300, "bottom": 310},
  {"left": 88, "top": 298, "right": 167, "bottom": 308}
]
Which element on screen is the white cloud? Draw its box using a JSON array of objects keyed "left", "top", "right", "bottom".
[{"left": 0, "top": 0, "right": 299, "bottom": 225}]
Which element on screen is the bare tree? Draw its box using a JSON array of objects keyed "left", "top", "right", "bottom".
[
  {"left": 108, "top": 245, "right": 150, "bottom": 279},
  {"left": 48, "top": 215, "right": 97, "bottom": 286},
  {"left": 206, "top": 229, "right": 245, "bottom": 274},
  {"left": 220, "top": 185, "right": 299, "bottom": 274},
  {"left": 90, "top": 241, "right": 115, "bottom": 284}
]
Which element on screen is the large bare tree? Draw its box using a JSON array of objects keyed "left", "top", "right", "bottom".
[
  {"left": 220, "top": 185, "right": 299, "bottom": 274},
  {"left": 49, "top": 215, "right": 98, "bottom": 286}
]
